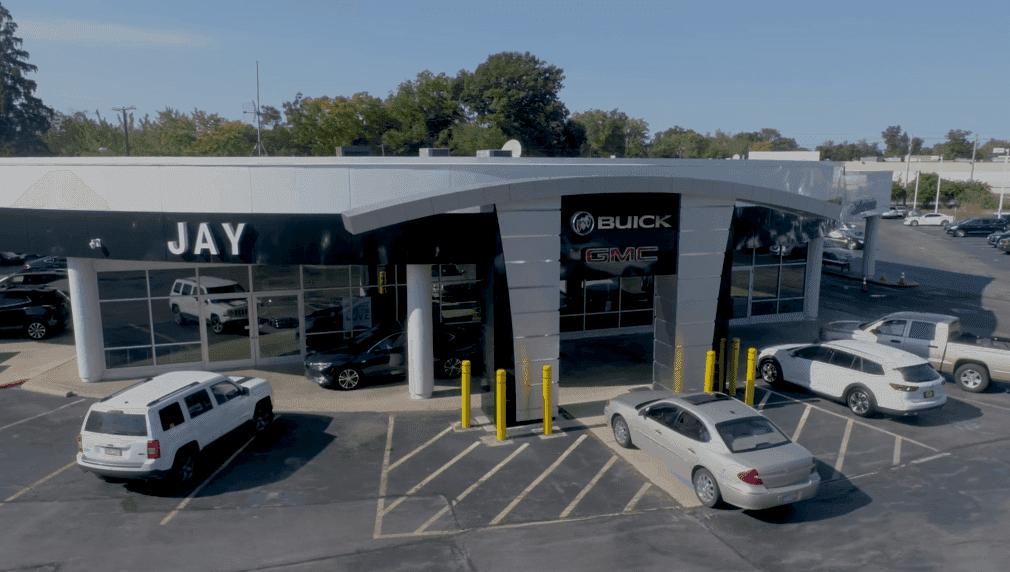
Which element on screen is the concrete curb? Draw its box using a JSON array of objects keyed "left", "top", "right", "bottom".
[{"left": 822, "top": 269, "right": 920, "bottom": 289}]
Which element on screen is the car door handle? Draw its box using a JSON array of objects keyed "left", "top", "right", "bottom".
[
  {"left": 890, "top": 340, "right": 900, "bottom": 343},
  {"left": 654, "top": 429, "right": 661, "bottom": 434},
  {"left": 687, "top": 447, "right": 695, "bottom": 454}
]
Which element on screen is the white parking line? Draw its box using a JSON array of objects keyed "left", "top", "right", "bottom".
[
  {"left": 414, "top": 442, "right": 530, "bottom": 535},
  {"left": 911, "top": 453, "right": 950, "bottom": 464},
  {"left": 833, "top": 418, "right": 854, "bottom": 476},
  {"left": 388, "top": 425, "right": 453, "bottom": 471},
  {"left": 0, "top": 400, "right": 86, "bottom": 432},
  {"left": 756, "top": 391, "right": 771, "bottom": 411},
  {"left": 623, "top": 483, "right": 652, "bottom": 514},
  {"left": 490, "top": 434, "right": 587, "bottom": 525},
  {"left": 792, "top": 404, "right": 812, "bottom": 441},
  {"left": 2, "top": 461, "right": 77, "bottom": 503},
  {"left": 560, "top": 455, "right": 617, "bottom": 519},
  {"left": 374, "top": 415, "right": 395, "bottom": 539},
  {"left": 893, "top": 436, "right": 902, "bottom": 466},
  {"left": 383, "top": 441, "right": 481, "bottom": 515},
  {"left": 160, "top": 434, "right": 258, "bottom": 525}
]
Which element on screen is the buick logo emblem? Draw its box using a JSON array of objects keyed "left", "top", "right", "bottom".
[{"left": 570, "top": 211, "right": 595, "bottom": 236}]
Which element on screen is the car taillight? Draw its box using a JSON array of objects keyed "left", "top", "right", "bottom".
[
  {"left": 147, "top": 440, "right": 160, "bottom": 459},
  {"left": 737, "top": 469, "right": 763, "bottom": 485},
  {"left": 77, "top": 434, "right": 82, "bottom": 452},
  {"left": 889, "top": 383, "right": 917, "bottom": 392}
]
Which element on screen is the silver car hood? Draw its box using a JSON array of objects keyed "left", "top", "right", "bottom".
[{"left": 608, "top": 389, "right": 675, "bottom": 410}]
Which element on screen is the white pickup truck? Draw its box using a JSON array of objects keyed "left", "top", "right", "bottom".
[
  {"left": 820, "top": 311, "right": 1010, "bottom": 392},
  {"left": 77, "top": 371, "right": 273, "bottom": 485}
]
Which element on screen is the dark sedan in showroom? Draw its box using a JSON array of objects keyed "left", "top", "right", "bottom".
[
  {"left": 0, "top": 288, "right": 70, "bottom": 339},
  {"left": 303, "top": 324, "right": 482, "bottom": 390}
]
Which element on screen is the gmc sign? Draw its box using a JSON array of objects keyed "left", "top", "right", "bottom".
[{"left": 585, "top": 246, "right": 658, "bottom": 263}]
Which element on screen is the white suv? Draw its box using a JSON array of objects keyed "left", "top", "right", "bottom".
[
  {"left": 77, "top": 371, "right": 273, "bottom": 485},
  {"left": 169, "top": 276, "right": 248, "bottom": 334}
]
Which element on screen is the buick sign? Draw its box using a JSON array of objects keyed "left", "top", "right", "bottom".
[{"left": 571, "top": 211, "right": 595, "bottom": 236}]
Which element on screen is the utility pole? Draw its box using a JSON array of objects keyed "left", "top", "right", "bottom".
[
  {"left": 243, "top": 61, "right": 265, "bottom": 156},
  {"left": 112, "top": 106, "right": 135, "bottom": 156},
  {"left": 903, "top": 134, "right": 912, "bottom": 204},
  {"left": 969, "top": 135, "right": 979, "bottom": 181}
]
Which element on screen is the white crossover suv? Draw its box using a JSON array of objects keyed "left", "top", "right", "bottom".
[
  {"left": 169, "top": 276, "right": 249, "bottom": 333},
  {"left": 77, "top": 371, "right": 273, "bottom": 485}
]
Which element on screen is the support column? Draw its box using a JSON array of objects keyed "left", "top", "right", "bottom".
[
  {"left": 67, "top": 257, "right": 105, "bottom": 383},
  {"left": 861, "top": 215, "right": 881, "bottom": 279},
  {"left": 803, "top": 237, "right": 824, "bottom": 321},
  {"left": 406, "top": 264, "right": 434, "bottom": 399}
]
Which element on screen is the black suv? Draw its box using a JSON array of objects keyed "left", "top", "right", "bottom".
[
  {"left": 946, "top": 217, "right": 1008, "bottom": 237},
  {"left": 0, "top": 288, "right": 70, "bottom": 339}
]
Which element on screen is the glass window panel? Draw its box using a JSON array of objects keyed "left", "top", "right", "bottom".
[
  {"left": 101, "top": 300, "right": 152, "bottom": 348},
  {"left": 252, "top": 266, "right": 299, "bottom": 292},
  {"left": 197, "top": 266, "right": 249, "bottom": 292},
  {"left": 105, "top": 347, "right": 154, "bottom": 369},
  {"left": 620, "top": 276, "right": 653, "bottom": 311},
  {"left": 752, "top": 267, "right": 779, "bottom": 299},
  {"left": 779, "top": 265, "right": 806, "bottom": 299},
  {"left": 561, "top": 315, "right": 584, "bottom": 332},
  {"left": 155, "top": 344, "right": 203, "bottom": 365},
  {"left": 733, "top": 298, "right": 749, "bottom": 319},
  {"left": 152, "top": 299, "right": 201, "bottom": 344},
  {"left": 751, "top": 301, "right": 777, "bottom": 316},
  {"left": 619, "top": 310, "right": 653, "bottom": 327},
  {"left": 304, "top": 266, "right": 351, "bottom": 290},
  {"left": 732, "top": 250, "right": 754, "bottom": 267},
  {"left": 586, "top": 313, "right": 619, "bottom": 330},
  {"left": 560, "top": 279, "right": 584, "bottom": 316},
  {"left": 778, "top": 299, "right": 804, "bottom": 314},
  {"left": 256, "top": 294, "right": 301, "bottom": 358},
  {"left": 584, "top": 279, "right": 619, "bottom": 313},
  {"left": 205, "top": 295, "right": 251, "bottom": 362},
  {"left": 98, "top": 271, "right": 148, "bottom": 300},
  {"left": 351, "top": 265, "right": 366, "bottom": 288},
  {"left": 754, "top": 248, "right": 781, "bottom": 266},
  {"left": 304, "top": 290, "right": 351, "bottom": 334},
  {"left": 150, "top": 269, "right": 200, "bottom": 298},
  {"left": 731, "top": 270, "right": 750, "bottom": 317}
]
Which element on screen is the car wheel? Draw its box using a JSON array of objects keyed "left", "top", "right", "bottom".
[
  {"left": 941, "top": 221, "right": 949, "bottom": 228},
  {"left": 759, "top": 359, "right": 783, "bottom": 386},
  {"left": 955, "top": 363, "right": 990, "bottom": 393},
  {"left": 253, "top": 402, "right": 273, "bottom": 433},
  {"left": 442, "top": 357, "right": 463, "bottom": 379},
  {"left": 170, "top": 449, "right": 197, "bottom": 486},
  {"left": 846, "top": 387, "right": 876, "bottom": 417},
  {"left": 956, "top": 229, "right": 966, "bottom": 237},
  {"left": 210, "top": 314, "right": 224, "bottom": 334},
  {"left": 171, "top": 304, "right": 187, "bottom": 325},
  {"left": 693, "top": 468, "right": 722, "bottom": 508},
  {"left": 335, "top": 367, "right": 362, "bottom": 390},
  {"left": 26, "top": 320, "right": 48, "bottom": 340},
  {"left": 612, "top": 415, "right": 633, "bottom": 449},
  {"left": 911, "top": 220, "right": 919, "bottom": 227}
]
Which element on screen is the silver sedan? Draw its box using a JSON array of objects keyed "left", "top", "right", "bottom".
[{"left": 603, "top": 390, "right": 820, "bottom": 510}]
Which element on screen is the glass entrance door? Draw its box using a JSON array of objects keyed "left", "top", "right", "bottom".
[
  {"left": 203, "top": 293, "right": 253, "bottom": 365},
  {"left": 253, "top": 293, "right": 302, "bottom": 363}
]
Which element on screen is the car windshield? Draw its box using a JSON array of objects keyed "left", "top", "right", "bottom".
[
  {"left": 205, "top": 284, "right": 246, "bottom": 294},
  {"left": 84, "top": 411, "right": 148, "bottom": 436},
  {"left": 896, "top": 363, "right": 939, "bottom": 383},
  {"left": 716, "top": 417, "right": 790, "bottom": 453}
]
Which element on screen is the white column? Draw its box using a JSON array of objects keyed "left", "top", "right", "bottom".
[
  {"left": 862, "top": 215, "right": 881, "bottom": 279},
  {"left": 406, "top": 264, "right": 434, "bottom": 399},
  {"left": 803, "top": 238, "right": 824, "bottom": 320},
  {"left": 67, "top": 257, "right": 105, "bottom": 383}
]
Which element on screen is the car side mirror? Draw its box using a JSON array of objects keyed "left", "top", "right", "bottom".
[{"left": 241, "top": 387, "right": 250, "bottom": 396}]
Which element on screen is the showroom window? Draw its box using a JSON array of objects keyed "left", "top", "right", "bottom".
[
  {"left": 560, "top": 275, "right": 654, "bottom": 333},
  {"left": 730, "top": 247, "right": 806, "bottom": 319}
]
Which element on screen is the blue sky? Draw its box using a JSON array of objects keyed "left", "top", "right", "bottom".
[{"left": 6, "top": 0, "right": 1008, "bottom": 150}]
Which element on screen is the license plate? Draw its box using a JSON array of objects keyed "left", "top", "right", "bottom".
[
  {"left": 924, "top": 390, "right": 934, "bottom": 398},
  {"left": 105, "top": 448, "right": 121, "bottom": 456},
  {"left": 781, "top": 492, "right": 797, "bottom": 502}
]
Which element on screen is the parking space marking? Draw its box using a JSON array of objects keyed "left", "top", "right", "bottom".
[
  {"left": 161, "top": 429, "right": 262, "bottom": 526},
  {"left": 833, "top": 418, "right": 854, "bottom": 476},
  {"left": 388, "top": 425, "right": 453, "bottom": 471},
  {"left": 893, "top": 436, "right": 902, "bottom": 466},
  {"left": 383, "top": 441, "right": 481, "bottom": 515},
  {"left": 2, "top": 461, "right": 76, "bottom": 503},
  {"left": 414, "top": 442, "right": 530, "bottom": 535},
  {"left": 756, "top": 391, "right": 772, "bottom": 411},
  {"left": 489, "top": 434, "right": 587, "bottom": 526},
  {"left": 623, "top": 483, "right": 652, "bottom": 514},
  {"left": 374, "top": 414, "right": 395, "bottom": 539},
  {"left": 792, "top": 404, "right": 812, "bottom": 441},
  {"left": 559, "top": 454, "right": 617, "bottom": 519},
  {"left": 0, "top": 399, "right": 86, "bottom": 432},
  {"left": 762, "top": 387, "right": 938, "bottom": 452},
  {"left": 911, "top": 453, "right": 951, "bottom": 464}
]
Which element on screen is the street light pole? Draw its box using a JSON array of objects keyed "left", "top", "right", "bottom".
[
  {"left": 112, "top": 106, "right": 135, "bottom": 156},
  {"left": 934, "top": 172, "right": 942, "bottom": 214},
  {"left": 912, "top": 168, "right": 920, "bottom": 212}
]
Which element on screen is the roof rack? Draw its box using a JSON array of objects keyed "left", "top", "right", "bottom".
[{"left": 146, "top": 381, "right": 202, "bottom": 407}]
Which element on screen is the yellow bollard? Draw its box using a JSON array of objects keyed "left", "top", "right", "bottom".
[
  {"left": 718, "top": 337, "right": 727, "bottom": 392},
  {"left": 729, "top": 338, "right": 740, "bottom": 396},
  {"left": 496, "top": 369, "right": 507, "bottom": 441},
  {"left": 461, "top": 360, "right": 471, "bottom": 429},
  {"left": 673, "top": 344, "right": 684, "bottom": 393},
  {"left": 745, "top": 348, "right": 757, "bottom": 406},
  {"left": 703, "top": 350, "right": 716, "bottom": 394},
  {"left": 542, "top": 364, "right": 552, "bottom": 436}
]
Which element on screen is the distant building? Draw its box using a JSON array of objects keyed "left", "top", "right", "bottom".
[{"left": 747, "top": 150, "right": 821, "bottom": 161}]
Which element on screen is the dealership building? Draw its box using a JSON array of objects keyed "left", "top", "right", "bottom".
[{"left": 0, "top": 155, "right": 889, "bottom": 422}]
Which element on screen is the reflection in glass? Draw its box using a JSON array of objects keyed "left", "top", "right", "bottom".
[
  {"left": 778, "top": 299, "right": 804, "bottom": 314},
  {"left": 155, "top": 344, "right": 202, "bottom": 365},
  {"left": 152, "top": 301, "right": 201, "bottom": 344},
  {"left": 198, "top": 266, "right": 249, "bottom": 292},
  {"left": 253, "top": 266, "right": 299, "bottom": 291},
  {"left": 754, "top": 249, "right": 781, "bottom": 266},
  {"left": 560, "top": 279, "right": 583, "bottom": 316},
  {"left": 584, "top": 279, "right": 619, "bottom": 313},
  {"left": 304, "top": 266, "right": 351, "bottom": 290},
  {"left": 779, "top": 265, "right": 806, "bottom": 299},
  {"left": 752, "top": 267, "right": 779, "bottom": 299},
  {"left": 620, "top": 276, "right": 653, "bottom": 311},
  {"left": 98, "top": 271, "right": 148, "bottom": 301},
  {"left": 149, "top": 269, "right": 198, "bottom": 299},
  {"left": 101, "top": 300, "right": 152, "bottom": 348},
  {"left": 256, "top": 294, "right": 300, "bottom": 358},
  {"left": 732, "top": 250, "right": 753, "bottom": 267},
  {"left": 731, "top": 270, "right": 750, "bottom": 318},
  {"left": 106, "top": 347, "right": 154, "bottom": 369},
  {"left": 206, "top": 295, "right": 251, "bottom": 362}
]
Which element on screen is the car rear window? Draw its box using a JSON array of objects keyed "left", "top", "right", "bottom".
[
  {"left": 84, "top": 410, "right": 148, "bottom": 436},
  {"left": 716, "top": 417, "right": 790, "bottom": 453},
  {"left": 896, "top": 363, "right": 939, "bottom": 383}
]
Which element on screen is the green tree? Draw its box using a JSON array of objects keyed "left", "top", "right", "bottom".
[
  {"left": 445, "top": 123, "right": 508, "bottom": 156},
  {"left": 891, "top": 180, "right": 908, "bottom": 204},
  {"left": 881, "top": 125, "right": 909, "bottom": 157},
  {"left": 383, "top": 71, "right": 464, "bottom": 156},
  {"left": 286, "top": 92, "right": 391, "bottom": 156},
  {"left": 459, "top": 51, "right": 571, "bottom": 156},
  {"left": 649, "top": 126, "right": 709, "bottom": 158},
  {"left": 0, "top": 2, "right": 53, "bottom": 155},
  {"left": 570, "top": 109, "right": 649, "bottom": 158},
  {"left": 936, "top": 129, "right": 975, "bottom": 160},
  {"left": 817, "top": 139, "right": 881, "bottom": 161}
]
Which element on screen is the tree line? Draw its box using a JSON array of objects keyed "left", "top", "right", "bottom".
[{"left": 2, "top": 3, "right": 1008, "bottom": 162}]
